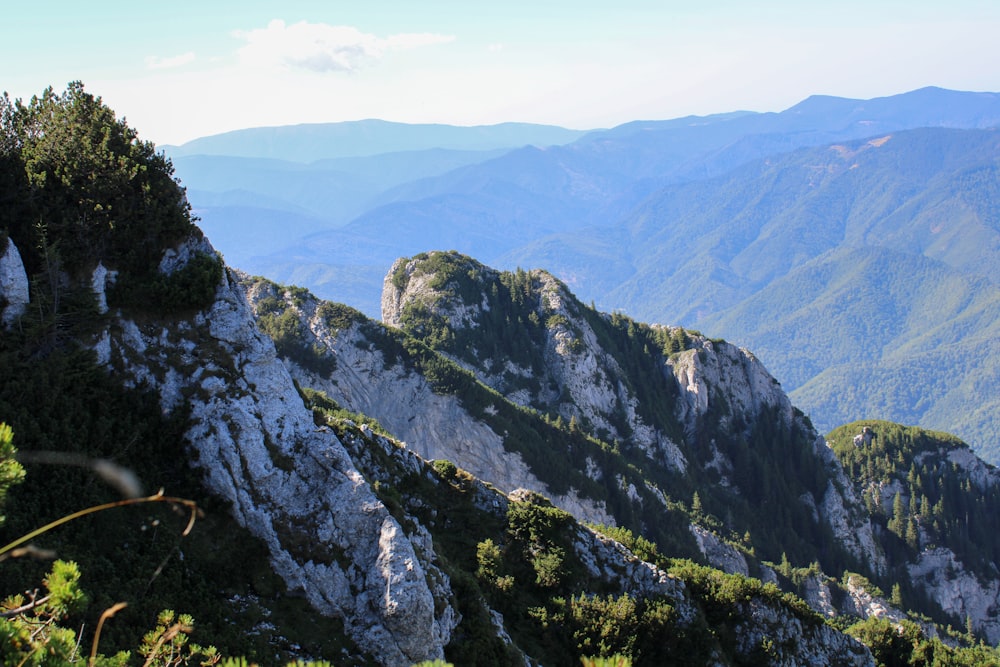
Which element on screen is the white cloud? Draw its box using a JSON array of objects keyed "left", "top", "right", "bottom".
[
  {"left": 235, "top": 19, "right": 454, "bottom": 73},
  {"left": 145, "top": 52, "right": 196, "bottom": 70}
]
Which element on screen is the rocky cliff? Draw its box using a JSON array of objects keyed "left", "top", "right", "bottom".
[
  {"left": 92, "top": 237, "right": 457, "bottom": 665},
  {"left": 828, "top": 421, "right": 1000, "bottom": 644},
  {"left": 377, "top": 253, "right": 882, "bottom": 567},
  {"left": 244, "top": 276, "right": 617, "bottom": 527},
  {"left": 15, "top": 228, "right": 992, "bottom": 663}
]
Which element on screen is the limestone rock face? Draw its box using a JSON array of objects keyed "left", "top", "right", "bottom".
[
  {"left": 667, "top": 341, "right": 792, "bottom": 439},
  {"left": 812, "top": 438, "right": 886, "bottom": 573},
  {"left": 90, "top": 262, "right": 111, "bottom": 315},
  {"left": 297, "top": 256, "right": 897, "bottom": 602},
  {"left": 100, "top": 245, "right": 456, "bottom": 666},
  {"left": 732, "top": 597, "right": 874, "bottom": 667},
  {"left": 383, "top": 257, "right": 689, "bottom": 472},
  {"left": 0, "top": 238, "right": 29, "bottom": 328},
  {"left": 689, "top": 524, "right": 749, "bottom": 576},
  {"left": 574, "top": 527, "right": 688, "bottom": 601},
  {"left": 840, "top": 575, "right": 906, "bottom": 624},
  {"left": 241, "top": 254, "right": 994, "bottom": 657},
  {"left": 247, "top": 278, "right": 615, "bottom": 526},
  {"left": 799, "top": 574, "right": 837, "bottom": 618},
  {"left": 908, "top": 548, "right": 1000, "bottom": 643}
]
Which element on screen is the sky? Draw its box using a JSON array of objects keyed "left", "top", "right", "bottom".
[{"left": 3, "top": 0, "right": 999, "bottom": 146}]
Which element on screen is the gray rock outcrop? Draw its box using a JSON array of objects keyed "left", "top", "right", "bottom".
[
  {"left": 689, "top": 523, "right": 749, "bottom": 576},
  {"left": 99, "top": 241, "right": 457, "bottom": 666},
  {"left": 908, "top": 548, "right": 1000, "bottom": 643},
  {"left": 733, "top": 597, "right": 874, "bottom": 666},
  {"left": 273, "top": 255, "right": 902, "bottom": 618},
  {"left": 245, "top": 278, "right": 615, "bottom": 527},
  {"left": 382, "top": 258, "right": 690, "bottom": 472},
  {"left": 0, "top": 237, "right": 29, "bottom": 328}
]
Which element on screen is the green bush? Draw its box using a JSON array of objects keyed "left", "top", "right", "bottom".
[{"left": 433, "top": 459, "right": 459, "bottom": 480}]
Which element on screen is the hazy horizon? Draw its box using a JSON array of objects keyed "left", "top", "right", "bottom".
[{"left": 5, "top": 0, "right": 1000, "bottom": 146}]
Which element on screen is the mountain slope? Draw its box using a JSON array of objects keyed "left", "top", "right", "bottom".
[
  {"left": 700, "top": 244, "right": 1000, "bottom": 457},
  {"left": 241, "top": 250, "right": 1000, "bottom": 649},
  {"left": 596, "top": 127, "right": 1000, "bottom": 321},
  {"left": 244, "top": 252, "right": 878, "bottom": 572},
  {"left": 216, "top": 92, "right": 1000, "bottom": 459},
  {"left": 173, "top": 146, "right": 512, "bottom": 226},
  {"left": 0, "top": 228, "right": 889, "bottom": 665},
  {"left": 497, "top": 127, "right": 1000, "bottom": 456},
  {"left": 828, "top": 420, "right": 1000, "bottom": 641}
]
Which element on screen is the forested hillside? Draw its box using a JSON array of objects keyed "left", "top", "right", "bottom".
[{"left": 167, "top": 89, "right": 1000, "bottom": 460}]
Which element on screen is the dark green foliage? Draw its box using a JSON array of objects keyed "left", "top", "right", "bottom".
[
  {"left": 471, "top": 494, "right": 707, "bottom": 667},
  {"left": 395, "top": 252, "right": 696, "bottom": 420},
  {"left": 432, "top": 459, "right": 458, "bottom": 480},
  {"left": 587, "top": 524, "right": 664, "bottom": 570},
  {"left": 395, "top": 255, "right": 551, "bottom": 389},
  {"left": 669, "top": 559, "right": 821, "bottom": 626},
  {"left": 392, "top": 250, "right": 485, "bottom": 304},
  {"left": 316, "top": 300, "right": 367, "bottom": 331},
  {"left": 504, "top": 493, "right": 578, "bottom": 590},
  {"left": 0, "top": 423, "right": 24, "bottom": 526},
  {"left": 107, "top": 250, "right": 223, "bottom": 312},
  {"left": 846, "top": 616, "right": 1000, "bottom": 667},
  {"left": 546, "top": 593, "right": 686, "bottom": 665},
  {"left": 2, "top": 82, "right": 221, "bottom": 321},
  {"left": 698, "top": 404, "right": 843, "bottom": 569},
  {"left": 0, "top": 558, "right": 102, "bottom": 666},
  {"left": 299, "top": 387, "right": 391, "bottom": 437},
  {"left": 667, "top": 559, "right": 821, "bottom": 663},
  {"left": 1, "top": 82, "right": 196, "bottom": 282}
]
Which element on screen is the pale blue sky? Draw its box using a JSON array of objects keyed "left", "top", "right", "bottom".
[{"left": 3, "top": 0, "right": 998, "bottom": 145}]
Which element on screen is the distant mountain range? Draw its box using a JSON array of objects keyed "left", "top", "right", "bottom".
[
  {"left": 167, "top": 87, "right": 1000, "bottom": 460},
  {"left": 163, "top": 118, "right": 590, "bottom": 161}
]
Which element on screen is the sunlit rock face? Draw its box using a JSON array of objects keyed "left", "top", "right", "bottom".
[{"left": 99, "top": 240, "right": 456, "bottom": 666}]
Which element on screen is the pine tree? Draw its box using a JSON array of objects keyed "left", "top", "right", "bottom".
[
  {"left": 8, "top": 82, "right": 195, "bottom": 279},
  {"left": 889, "top": 491, "right": 906, "bottom": 537},
  {"left": 0, "top": 422, "right": 25, "bottom": 525},
  {"left": 890, "top": 583, "right": 903, "bottom": 607},
  {"left": 905, "top": 518, "right": 920, "bottom": 550},
  {"left": 779, "top": 552, "right": 792, "bottom": 578}
]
